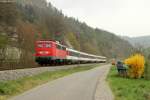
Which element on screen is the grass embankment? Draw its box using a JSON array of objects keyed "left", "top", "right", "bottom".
[
  {"left": 0, "top": 64, "right": 100, "bottom": 100},
  {"left": 108, "top": 66, "right": 150, "bottom": 100}
]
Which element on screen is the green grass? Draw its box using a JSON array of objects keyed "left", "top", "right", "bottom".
[
  {"left": 108, "top": 66, "right": 150, "bottom": 100},
  {"left": 145, "top": 60, "right": 150, "bottom": 80},
  {"left": 0, "top": 64, "right": 100, "bottom": 100}
]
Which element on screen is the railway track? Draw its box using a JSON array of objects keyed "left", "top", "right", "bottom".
[
  {"left": 0, "top": 63, "right": 102, "bottom": 81},
  {"left": 0, "top": 62, "right": 102, "bottom": 71}
]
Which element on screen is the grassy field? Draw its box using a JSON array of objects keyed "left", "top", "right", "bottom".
[
  {"left": 108, "top": 66, "right": 150, "bottom": 100},
  {"left": 0, "top": 64, "right": 100, "bottom": 100}
]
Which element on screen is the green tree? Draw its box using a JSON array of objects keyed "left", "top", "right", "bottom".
[
  {"left": 66, "top": 32, "right": 80, "bottom": 50},
  {"left": 0, "top": 2, "right": 19, "bottom": 26},
  {"left": 42, "top": 32, "right": 47, "bottom": 39}
]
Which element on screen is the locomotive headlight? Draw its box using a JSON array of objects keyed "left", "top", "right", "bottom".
[
  {"left": 39, "top": 51, "right": 43, "bottom": 54},
  {"left": 45, "top": 51, "right": 49, "bottom": 54},
  {"left": 39, "top": 51, "right": 49, "bottom": 54}
]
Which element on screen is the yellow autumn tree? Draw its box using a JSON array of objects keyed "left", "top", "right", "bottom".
[{"left": 124, "top": 54, "right": 145, "bottom": 78}]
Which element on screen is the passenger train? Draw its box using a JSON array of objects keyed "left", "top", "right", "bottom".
[{"left": 35, "top": 40, "right": 106, "bottom": 65}]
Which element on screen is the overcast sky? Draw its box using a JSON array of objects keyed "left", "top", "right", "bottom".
[{"left": 47, "top": 0, "right": 150, "bottom": 37}]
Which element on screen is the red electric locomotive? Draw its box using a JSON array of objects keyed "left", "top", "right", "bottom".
[
  {"left": 35, "top": 40, "right": 107, "bottom": 65},
  {"left": 35, "top": 40, "right": 67, "bottom": 65}
]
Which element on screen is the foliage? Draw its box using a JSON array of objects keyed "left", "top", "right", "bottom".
[
  {"left": 0, "top": 2, "right": 19, "bottom": 26},
  {"left": 124, "top": 54, "right": 145, "bottom": 78},
  {"left": 65, "top": 32, "right": 80, "bottom": 50},
  {"left": 108, "top": 66, "right": 150, "bottom": 100},
  {"left": 0, "top": 64, "right": 99, "bottom": 100},
  {"left": 0, "top": 34, "right": 8, "bottom": 49},
  {"left": 0, "top": 34, "right": 8, "bottom": 65},
  {"left": 143, "top": 47, "right": 150, "bottom": 58}
]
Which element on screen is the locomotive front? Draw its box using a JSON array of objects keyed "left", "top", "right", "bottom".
[{"left": 35, "top": 40, "right": 55, "bottom": 65}]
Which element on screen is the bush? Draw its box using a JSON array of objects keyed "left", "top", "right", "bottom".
[{"left": 124, "top": 54, "right": 145, "bottom": 78}]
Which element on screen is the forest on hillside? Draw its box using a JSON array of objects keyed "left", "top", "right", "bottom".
[
  {"left": 0, "top": 0, "right": 133, "bottom": 69},
  {"left": 122, "top": 36, "right": 150, "bottom": 48}
]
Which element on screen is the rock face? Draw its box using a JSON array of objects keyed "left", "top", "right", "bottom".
[{"left": 5, "top": 46, "right": 21, "bottom": 60}]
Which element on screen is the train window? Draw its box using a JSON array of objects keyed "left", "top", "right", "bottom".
[
  {"left": 45, "top": 44, "right": 51, "bottom": 48},
  {"left": 81, "top": 54, "right": 88, "bottom": 58},
  {"left": 57, "top": 45, "right": 62, "bottom": 49},
  {"left": 80, "top": 54, "right": 84, "bottom": 58},
  {"left": 62, "top": 46, "right": 66, "bottom": 50},
  {"left": 70, "top": 51, "right": 74, "bottom": 56},
  {"left": 69, "top": 51, "right": 79, "bottom": 56},
  {"left": 37, "top": 44, "right": 43, "bottom": 48}
]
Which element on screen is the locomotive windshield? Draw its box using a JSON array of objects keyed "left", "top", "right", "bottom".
[
  {"left": 37, "top": 42, "right": 51, "bottom": 48},
  {"left": 37, "top": 44, "right": 43, "bottom": 48},
  {"left": 45, "top": 44, "right": 51, "bottom": 48}
]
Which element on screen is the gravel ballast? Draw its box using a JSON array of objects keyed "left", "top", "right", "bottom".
[{"left": 0, "top": 64, "right": 96, "bottom": 81}]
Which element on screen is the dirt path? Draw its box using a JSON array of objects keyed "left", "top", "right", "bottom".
[{"left": 10, "top": 64, "right": 113, "bottom": 100}]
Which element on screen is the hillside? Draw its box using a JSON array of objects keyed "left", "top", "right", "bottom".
[
  {"left": 0, "top": 0, "right": 133, "bottom": 65},
  {"left": 143, "top": 47, "right": 150, "bottom": 57},
  {"left": 122, "top": 36, "right": 150, "bottom": 48}
]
